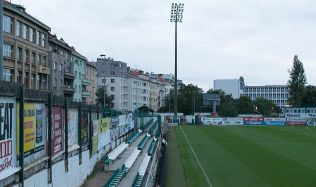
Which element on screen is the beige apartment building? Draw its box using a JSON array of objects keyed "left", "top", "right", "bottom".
[{"left": 3, "top": 2, "right": 50, "bottom": 90}]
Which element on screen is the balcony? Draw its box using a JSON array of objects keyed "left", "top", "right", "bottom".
[
  {"left": 36, "top": 65, "right": 50, "bottom": 75},
  {"left": 82, "top": 79, "right": 91, "bottom": 85},
  {"left": 64, "top": 71, "right": 75, "bottom": 79},
  {"left": 64, "top": 85, "right": 75, "bottom": 93},
  {"left": 82, "top": 91, "right": 90, "bottom": 97}
]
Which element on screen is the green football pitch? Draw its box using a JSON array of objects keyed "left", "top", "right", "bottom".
[{"left": 166, "top": 125, "right": 316, "bottom": 187}]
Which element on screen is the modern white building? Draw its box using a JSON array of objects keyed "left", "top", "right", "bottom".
[
  {"left": 214, "top": 79, "right": 244, "bottom": 99},
  {"left": 244, "top": 85, "right": 289, "bottom": 109}
]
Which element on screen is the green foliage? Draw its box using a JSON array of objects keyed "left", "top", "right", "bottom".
[
  {"left": 158, "top": 84, "right": 205, "bottom": 115},
  {"left": 253, "top": 97, "right": 281, "bottom": 117},
  {"left": 138, "top": 105, "right": 154, "bottom": 113},
  {"left": 236, "top": 96, "right": 255, "bottom": 114},
  {"left": 288, "top": 55, "right": 307, "bottom": 107},
  {"left": 95, "top": 86, "right": 113, "bottom": 108},
  {"left": 302, "top": 85, "right": 316, "bottom": 107}
]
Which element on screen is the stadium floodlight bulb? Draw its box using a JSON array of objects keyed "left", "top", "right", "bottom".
[{"left": 170, "top": 3, "right": 184, "bottom": 22}]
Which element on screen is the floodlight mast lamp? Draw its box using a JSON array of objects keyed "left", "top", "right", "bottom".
[{"left": 170, "top": 3, "right": 184, "bottom": 123}]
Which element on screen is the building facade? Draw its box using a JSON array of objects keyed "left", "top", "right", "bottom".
[
  {"left": 3, "top": 2, "right": 50, "bottom": 90},
  {"left": 244, "top": 85, "right": 289, "bottom": 109},
  {"left": 86, "top": 61, "right": 97, "bottom": 104},
  {"left": 214, "top": 79, "right": 244, "bottom": 99},
  {"left": 48, "top": 34, "right": 73, "bottom": 97},
  {"left": 72, "top": 50, "right": 89, "bottom": 102},
  {"left": 96, "top": 57, "right": 128, "bottom": 111}
]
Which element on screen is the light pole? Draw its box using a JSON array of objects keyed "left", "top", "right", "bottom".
[
  {"left": 170, "top": 3, "right": 184, "bottom": 123},
  {"left": 0, "top": 0, "right": 3, "bottom": 80}
]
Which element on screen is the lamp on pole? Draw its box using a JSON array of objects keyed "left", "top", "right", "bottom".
[{"left": 170, "top": 3, "right": 184, "bottom": 123}]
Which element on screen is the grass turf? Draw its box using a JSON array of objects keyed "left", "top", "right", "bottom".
[{"left": 166, "top": 125, "right": 316, "bottom": 187}]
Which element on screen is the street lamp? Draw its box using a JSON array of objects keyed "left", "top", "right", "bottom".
[{"left": 170, "top": 3, "right": 184, "bottom": 123}]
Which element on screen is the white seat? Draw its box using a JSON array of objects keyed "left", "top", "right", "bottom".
[
  {"left": 138, "top": 155, "right": 151, "bottom": 176},
  {"left": 125, "top": 148, "right": 141, "bottom": 169},
  {"left": 108, "top": 142, "right": 128, "bottom": 160}
]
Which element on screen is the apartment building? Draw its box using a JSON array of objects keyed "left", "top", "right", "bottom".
[
  {"left": 3, "top": 2, "right": 50, "bottom": 90},
  {"left": 244, "top": 85, "right": 289, "bottom": 109},
  {"left": 48, "top": 34, "right": 73, "bottom": 97},
  {"left": 96, "top": 57, "right": 128, "bottom": 111},
  {"left": 86, "top": 62, "right": 97, "bottom": 104},
  {"left": 72, "top": 49, "right": 89, "bottom": 102}
]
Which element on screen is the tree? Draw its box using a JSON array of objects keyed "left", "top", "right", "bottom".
[
  {"left": 95, "top": 86, "right": 113, "bottom": 108},
  {"left": 288, "top": 55, "right": 307, "bottom": 107},
  {"left": 302, "top": 85, "right": 316, "bottom": 107},
  {"left": 253, "top": 97, "right": 281, "bottom": 117},
  {"left": 158, "top": 84, "right": 204, "bottom": 115},
  {"left": 138, "top": 106, "right": 154, "bottom": 113},
  {"left": 207, "top": 89, "right": 238, "bottom": 117},
  {"left": 236, "top": 96, "right": 255, "bottom": 114}
]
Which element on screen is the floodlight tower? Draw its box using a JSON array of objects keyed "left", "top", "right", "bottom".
[{"left": 170, "top": 3, "right": 184, "bottom": 123}]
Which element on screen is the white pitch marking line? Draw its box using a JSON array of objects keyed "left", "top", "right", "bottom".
[{"left": 180, "top": 126, "right": 213, "bottom": 187}]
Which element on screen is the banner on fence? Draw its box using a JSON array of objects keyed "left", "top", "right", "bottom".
[
  {"left": 243, "top": 117, "right": 264, "bottom": 125},
  {"left": 201, "top": 117, "right": 223, "bottom": 125},
  {"left": 286, "top": 118, "right": 306, "bottom": 126},
  {"left": 92, "top": 119, "right": 98, "bottom": 154},
  {"left": 263, "top": 118, "right": 286, "bottom": 126},
  {"left": 17, "top": 103, "right": 46, "bottom": 157},
  {"left": 52, "top": 107, "right": 63, "bottom": 156},
  {"left": 98, "top": 117, "right": 110, "bottom": 150},
  {"left": 223, "top": 118, "right": 243, "bottom": 125},
  {"left": 0, "top": 97, "right": 18, "bottom": 176},
  {"left": 110, "top": 117, "right": 119, "bottom": 141},
  {"left": 67, "top": 108, "right": 78, "bottom": 150},
  {"left": 81, "top": 111, "right": 88, "bottom": 146}
]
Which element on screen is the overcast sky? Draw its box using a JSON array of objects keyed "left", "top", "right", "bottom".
[{"left": 12, "top": 0, "right": 316, "bottom": 91}]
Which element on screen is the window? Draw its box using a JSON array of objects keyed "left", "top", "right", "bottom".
[
  {"left": 31, "top": 52, "right": 36, "bottom": 64},
  {"left": 60, "top": 64, "right": 63, "bottom": 71},
  {"left": 17, "top": 47, "right": 23, "bottom": 61},
  {"left": 3, "top": 44, "right": 13, "bottom": 57},
  {"left": 3, "top": 15, "right": 12, "bottom": 33},
  {"left": 22, "top": 24, "right": 27, "bottom": 39},
  {"left": 24, "top": 72, "right": 29, "bottom": 87},
  {"left": 29, "top": 27, "right": 34, "bottom": 42},
  {"left": 41, "top": 33, "right": 45, "bottom": 47},
  {"left": 26, "top": 25, "right": 30, "bottom": 40},
  {"left": 25, "top": 49, "right": 30, "bottom": 63},
  {"left": 111, "top": 79, "right": 115, "bottom": 83},
  {"left": 54, "top": 78, "right": 57, "bottom": 87},
  {"left": 75, "top": 71, "right": 77, "bottom": 78},
  {"left": 42, "top": 56, "right": 47, "bottom": 65},
  {"left": 31, "top": 74, "right": 36, "bottom": 88},
  {"left": 17, "top": 71, "right": 22, "bottom": 84},
  {"left": 111, "top": 71, "right": 115, "bottom": 75},
  {"left": 37, "top": 54, "right": 42, "bottom": 64},
  {"left": 16, "top": 21, "right": 22, "bottom": 36},
  {"left": 36, "top": 31, "right": 40, "bottom": 45},
  {"left": 111, "top": 87, "right": 115, "bottom": 91},
  {"left": 3, "top": 69, "right": 13, "bottom": 82},
  {"left": 54, "top": 62, "right": 57, "bottom": 70},
  {"left": 102, "top": 78, "right": 106, "bottom": 83}
]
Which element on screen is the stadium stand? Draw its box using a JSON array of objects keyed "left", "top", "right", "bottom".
[
  {"left": 142, "top": 118, "right": 154, "bottom": 130},
  {"left": 103, "top": 165, "right": 127, "bottom": 187},
  {"left": 104, "top": 142, "right": 129, "bottom": 166},
  {"left": 131, "top": 173, "right": 143, "bottom": 187},
  {"left": 148, "top": 138, "right": 158, "bottom": 156},
  {"left": 127, "top": 129, "right": 143, "bottom": 144},
  {"left": 138, "top": 134, "right": 151, "bottom": 150},
  {"left": 124, "top": 148, "right": 141, "bottom": 169}
]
